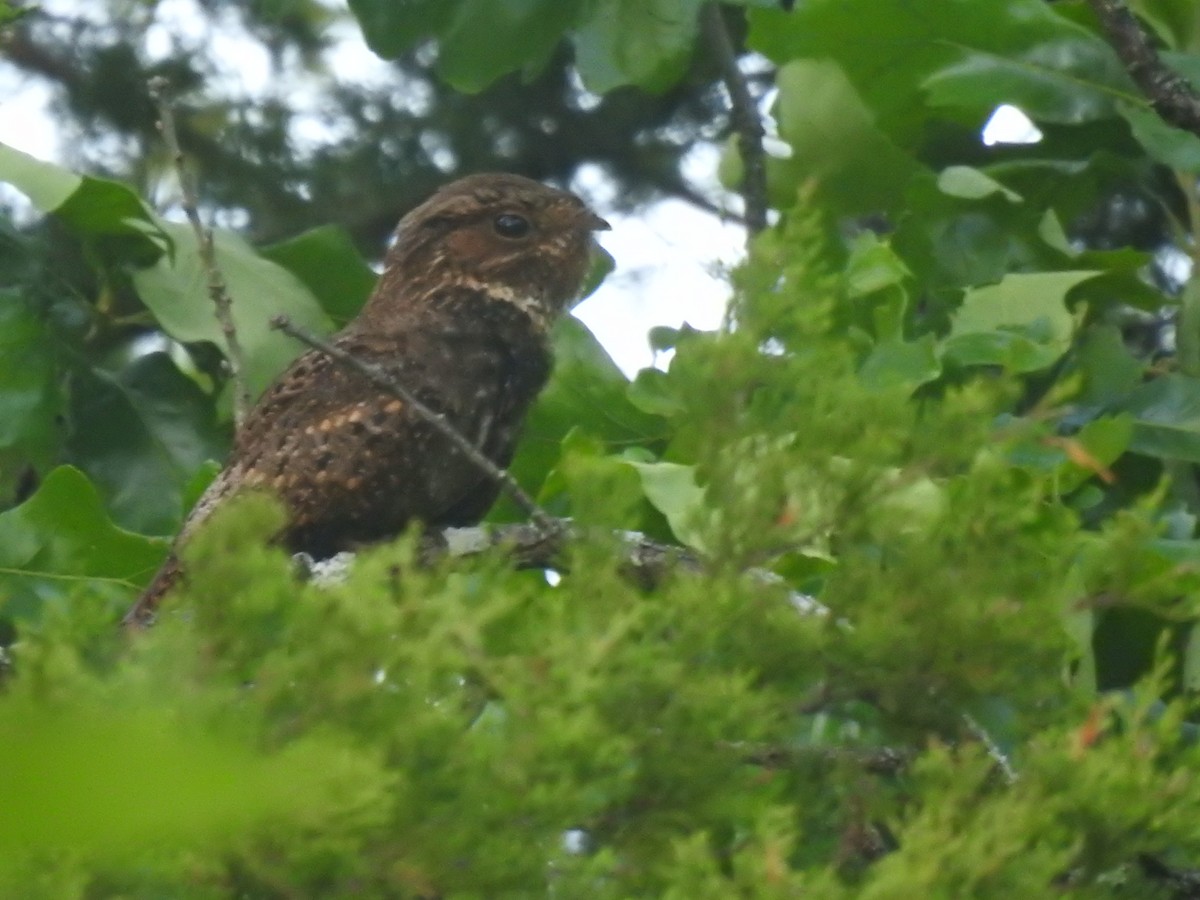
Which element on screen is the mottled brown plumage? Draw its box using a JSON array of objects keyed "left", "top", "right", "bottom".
[{"left": 126, "top": 173, "right": 609, "bottom": 627}]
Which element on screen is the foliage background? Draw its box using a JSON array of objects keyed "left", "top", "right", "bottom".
[{"left": 5, "top": 0, "right": 1200, "bottom": 894}]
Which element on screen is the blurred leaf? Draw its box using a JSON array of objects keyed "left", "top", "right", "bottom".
[
  {"left": 942, "top": 271, "right": 1097, "bottom": 372},
  {"left": 844, "top": 233, "right": 911, "bottom": 298},
  {"left": 574, "top": 0, "right": 703, "bottom": 93},
  {"left": 860, "top": 336, "right": 942, "bottom": 392},
  {"left": 546, "top": 430, "right": 648, "bottom": 526},
  {"left": 348, "top": 0, "right": 582, "bottom": 92},
  {"left": 1115, "top": 374, "right": 1200, "bottom": 463},
  {"left": 0, "top": 701, "right": 380, "bottom": 859},
  {"left": 628, "top": 368, "right": 686, "bottom": 418},
  {"left": 749, "top": 0, "right": 1132, "bottom": 143},
  {"left": 1077, "top": 324, "right": 1144, "bottom": 408},
  {"left": 937, "top": 166, "right": 1022, "bottom": 203},
  {"left": 892, "top": 174, "right": 1072, "bottom": 299},
  {"left": 0, "top": 466, "right": 166, "bottom": 619},
  {"left": 769, "top": 59, "right": 922, "bottom": 214},
  {"left": 0, "top": 142, "right": 166, "bottom": 252},
  {"left": 1119, "top": 100, "right": 1200, "bottom": 172},
  {"left": 133, "top": 221, "right": 334, "bottom": 400},
  {"left": 65, "top": 353, "right": 227, "bottom": 535},
  {"left": 1050, "top": 416, "right": 1133, "bottom": 494},
  {"left": 1181, "top": 278, "right": 1200, "bottom": 378},
  {"left": 439, "top": 0, "right": 581, "bottom": 92},
  {"left": 261, "top": 225, "right": 377, "bottom": 327},
  {"left": 628, "top": 460, "right": 708, "bottom": 552},
  {"left": 345, "top": 0, "right": 456, "bottom": 57},
  {"left": 1136, "top": 3, "right": 1200, "bottom": 51},
  {"left": 0, "top": 290, "right": 59, "bottom": 464}
]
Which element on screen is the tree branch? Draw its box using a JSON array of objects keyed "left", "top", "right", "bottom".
[
  {"left": 148, "top": 76, "right": 252, "bottom": 425},
  {"left": 701, "top": 3, "right": 769, "bottom": 236},
  {"left": 1087, "top": 0, "right": 1200, "bottom": 137},
  {"left": 269, "top": 315, "right": 562, "bottom": 536},
  {"left": 297, "top": 519, "right": 824, "bottom": 620}
]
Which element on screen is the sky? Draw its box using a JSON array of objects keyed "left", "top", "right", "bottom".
[{"left": 0, "top": 0, "right": 746, "bottom": 376}]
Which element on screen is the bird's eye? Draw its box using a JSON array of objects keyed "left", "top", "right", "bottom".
[{"left": 493, "top": 213, "right": 531, "bottom": 239}]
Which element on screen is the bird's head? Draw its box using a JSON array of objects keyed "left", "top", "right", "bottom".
[{"left": 362, "top": 173, "right": 610, "bottom": 334}]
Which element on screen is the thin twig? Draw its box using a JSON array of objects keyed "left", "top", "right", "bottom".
[
  {"left": 1087, "top": 0, "right": 1200, "bottom": 137},
  {"left": 269, "top": 315, "right": 561, "bottom": 535},
  {"left": 701, "top": 3, "right": 769, "bottom": 236},
  {"left": 148, "top": 76, "right": 252, "bottom": 424},
  {"left": 962, "top": 713, "right": 1019, "bottom": 785}
]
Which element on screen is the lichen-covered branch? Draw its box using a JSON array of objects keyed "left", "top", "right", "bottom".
[
  {"left": 1087, "top": 0, "right": 1200, "bottom": 137},
  {"left": 299, "top": 519, "right": 824, "bottom": 619},
  {"left": 149, "top": 76, "right": 253, "bottom": 424}
]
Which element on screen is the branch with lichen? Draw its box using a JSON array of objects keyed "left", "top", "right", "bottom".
[
  {"left": 297, "top": 520, "right": 823, "bottom": 620},
  {"left": 701, "top": 3, "right": 769, "bottom": 237},
  {"left": 1087, "top": 0, "right": 1200, "bottom": 137},
  {"left": 149, "top": 76, "right": 253, "bottom": 425}
]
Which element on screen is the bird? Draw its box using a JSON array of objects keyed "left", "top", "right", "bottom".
[{"left": 124, "top": 172, "right": 610, "bottom": 628}]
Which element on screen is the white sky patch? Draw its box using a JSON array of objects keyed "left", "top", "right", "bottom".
[
  {"left": 575, "top": 198, "right": 744, "bottom": 376},
  {"left": 982, "top": 104, "right": 1043, "bottom": 146},
  {"left": 0, "top": 78, "right": 60, "bottom": 160}
]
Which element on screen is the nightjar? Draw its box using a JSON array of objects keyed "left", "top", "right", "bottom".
[{"left": 126, "top": 173, "right": 609, "bottom": 627}]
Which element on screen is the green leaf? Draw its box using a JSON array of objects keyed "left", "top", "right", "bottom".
[
  {"left": 345, "top": 0, "right": 456, "bottom": 57},
  {"left": 892, "top": 172, "right": 1074, "bottom": 298},
  {"left": 133, "top": 221, "right": 334, "bottom": 400},
  {"left": 0, "top": 290, "right": 59, "bottom": 463},
  {"left": 261, "top": 225, "right": 377, "bottom": 327},
  {"left": 749, "top": 0, "right": 1133, "bottom": 142},
  {"left": 65, "top": 353, "right": 227, "bottom": 536},
  {"left": 0, "top": 701, "right": 379, "bottom": 860},
  {"left": 942, "top": 271, "right": 1096, "bottom": 373},
  {"left": 860, "top": 336, "right": 942, "bottom": 392},
  {"left": 921, "top": 38, "right": 1130, "bottom": 125},
  {"left": 1114, "top": 374, "right": 1200, "bottom": 463},
  {"left": 844, "top": 233, "right": 912, "bottom": 298},
  {"left": 348, "top": 0, "right": 582, "bottom": 92},
  {"left": 0, "top": 142, "right": 166, "bottom": 251},
  {"left": 1053, "top": 415, "right": 1134, "bottom": 494},
  {"left": 546, "top": 430, "right": 649, "bottom": 527},
  {"left": 628, "top": 461, "right": 709, "bottom": 552},
  {"left": 937, "top": 166, "right": 1023, "bottom": 202},
  {"left": 439, "top": 0, "right": 581, "bottom": 93},
  {"left": 1180, "top": 278, "right": 1200, "bottom": 378},
  {"left": 1077, "top": 324, "right": 1144, "bottom": 407},
  {"left": 628, "top": 368, "right": 686, "bottom": 418},
  {"left": 0, "top": 466, "right": 166, "bottom": 619},
  {"left": 0, "top": 141, "right": 81, "bottom": 212},
  {"left": 769, "top": 59, "right": 923, "bottom": 214},
  {"left": 1131, "top": 2, "right": 1200, "bottom": 51},
  {"left": 573, "top": 0, "right": 703, "bottom": 93},
  {"left": 1119, "top": 100, "right": 1200, "bottom": 172}
]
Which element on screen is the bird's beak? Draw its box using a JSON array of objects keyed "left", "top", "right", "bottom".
[{"left": 583, "top": 210, "right": 611, "bottom": 232}]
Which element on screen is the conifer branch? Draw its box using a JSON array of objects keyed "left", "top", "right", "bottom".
[{"left": 149, "top": 76, "right": 252, "bottom": 425}]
